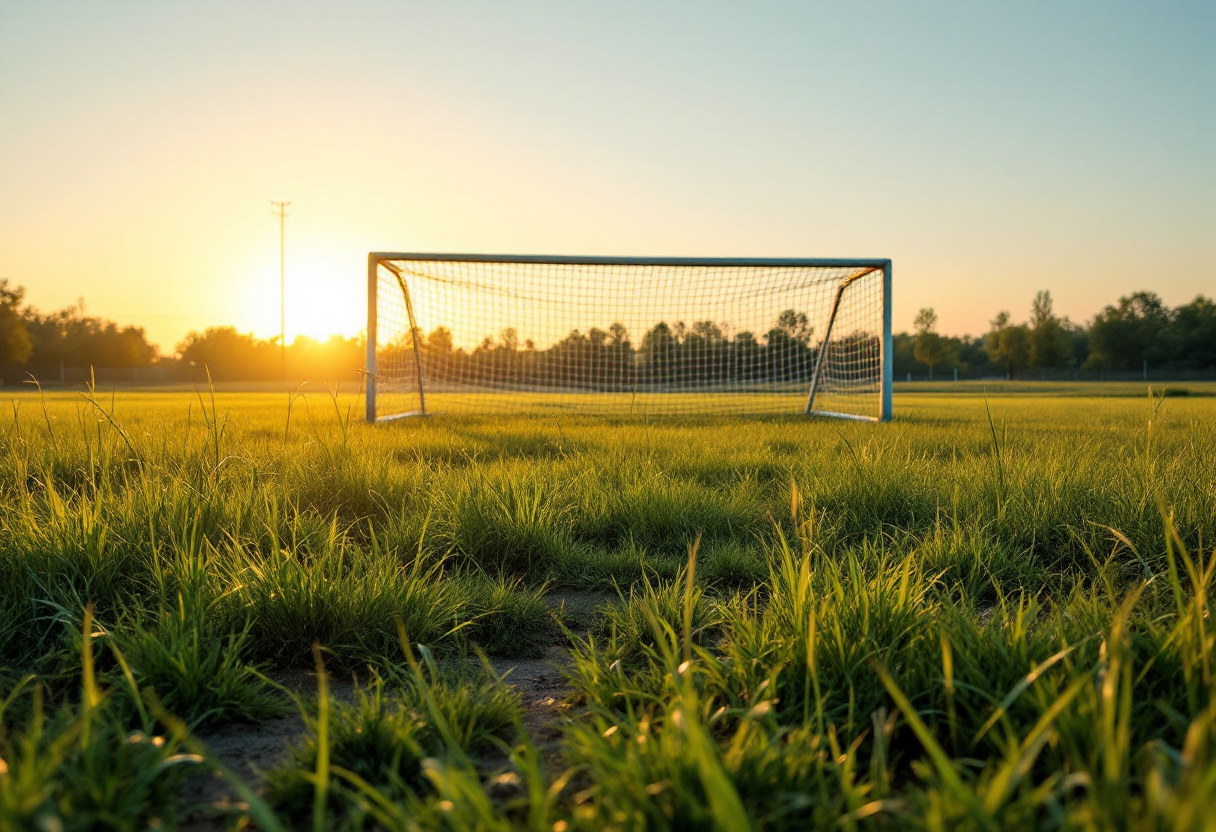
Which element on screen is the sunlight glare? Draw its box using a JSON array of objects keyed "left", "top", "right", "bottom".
[{"left": 239, "top": 240, "right": 365, "bottom": 345}]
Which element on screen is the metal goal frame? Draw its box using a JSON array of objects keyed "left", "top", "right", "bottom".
[{"left": 365, "top": 253, "right": 892, "bottom": 423}]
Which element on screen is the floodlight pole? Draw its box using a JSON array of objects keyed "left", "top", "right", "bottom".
[{"left": 272, "top": 201, "right": 291, "bottom": 381}]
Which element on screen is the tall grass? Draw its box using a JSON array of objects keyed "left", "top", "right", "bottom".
[
  {"left": 564, "top": 505, "right": 1216, "bottom": 829},
  {"left": 0, "top": 607, "right": 201, "bottom": 829},
  {"left": 0, "top": 387, "right": 1214, "bottom": 827},
  {"left": 265, "top": 639, "right": 522, "bottom": 829}
]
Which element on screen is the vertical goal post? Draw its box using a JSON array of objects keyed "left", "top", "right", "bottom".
[{"left": 366, "top": 253, "right": 892, "bottom": 423}]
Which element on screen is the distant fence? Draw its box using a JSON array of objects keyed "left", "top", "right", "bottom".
[
  {"left": 1, "top": 365, "right": 364, "bottom": 387},
  {"left": 65, "top": 366, "right": 176, "bottom": 384},
  {"left": 1015, "top": 368, "right": 1216, "bottom": 382},
  {"left": 0, "top": 366, "right": 178, "bottom": 386},
  {"left": 900, "top": 367, "right": 1216, "bottom": 383}
]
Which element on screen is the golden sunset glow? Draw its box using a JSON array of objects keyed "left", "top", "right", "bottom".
[
  {"left": 238, "top": 239, "right": 367, "bottom": 345},
  {"left": 0, "top": 3, "right": 1211, "bottom": 357}
]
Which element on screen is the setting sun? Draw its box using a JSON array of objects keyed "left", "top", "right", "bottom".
[{"left": 240, "top": 236, "right": 366, "bottom": 346}]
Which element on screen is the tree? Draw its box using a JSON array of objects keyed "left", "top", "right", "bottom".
[
  {"left": 1170, "top": 295, "right": 1216, "bottom": 369},
  {"left": 89, "top": 323, "right": 157, "bottom": 367},
  {"left": 21, "top": 300, "right": 156, "bottom": 369},
  {"left": 774, "top": 309, "right": 811, "bottom": 344},
  {"left": 426, "top": 326, "right": 454, "bottom": 356},
  {"left": 986, "top": 311, "right": 1030, "bottom": 378},
  {"left": 640, "top": 322, "right": 676, "bottom": 354},
  {"left": 1086, "top": 291, "right": 1171, "bottom": 370},
  {"left": 605, "top": 322, "right": 632, "bottom": 385},
  {"left": 607, "top": 322, "right": 630, "bottom": 347},
  {"left": 1028, "top": 290, "right": 1068, "bottom": 368},
  {"left": 912, "top": 308, "right": 951, "bottom": 380},
  {"left": 914, "top": 308, "right": 938, "bottom": 332},
  {"left": 687, "top": 320, "right": 724, "bottom": 344},
  {"left": 640, "top": 322, "right": 677, "bottom": 382},
  {"left": 1063, "top": 321, "right": 1090, "bottom": 368},
  {"left": 763, "top": 311, "right": 813, "bottom": 382},
  {"left": 176, "top": 327, "right": 274, "bottom": 381},
  {"left": 0, "top": 279, "right": 33, "bottom": 366}
]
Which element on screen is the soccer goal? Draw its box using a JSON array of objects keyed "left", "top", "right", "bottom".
[{"left": 365, "top": 254, "right": 892, "bottom": 422}]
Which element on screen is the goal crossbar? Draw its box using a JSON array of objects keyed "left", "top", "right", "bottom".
[
  {"left": 372, "top": 252, "right": 890, "bottom": 269},
  {"left": 366, "top": 253, "right": 893, "bottom": 423}
]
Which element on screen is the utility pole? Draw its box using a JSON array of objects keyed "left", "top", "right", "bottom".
[{"left": 271, "top": 201, "right": 291, "bottom": 381}]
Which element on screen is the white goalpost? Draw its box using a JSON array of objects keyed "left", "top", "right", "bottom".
[{"left": 365, "top": 254, "right": 892, "bottom": 422}]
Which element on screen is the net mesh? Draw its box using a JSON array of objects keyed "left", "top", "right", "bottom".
[{"left": 372, "top": 257, "right": 886, "bottom": 419}]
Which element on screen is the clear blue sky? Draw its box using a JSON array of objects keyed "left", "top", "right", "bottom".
[{"left": 1, "top": 1, "right": 1212, "bottom": 351}]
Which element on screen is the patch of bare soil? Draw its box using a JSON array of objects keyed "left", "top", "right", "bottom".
[
  {"left": 177, "top": 709, "right": 303, "bottom": 830},
  {"left": 489, "top": 592, "right": 613, "bottom": 765},
  {"left": 490, "top": 644, "right": 576, "bottom": 759},
  {"left": 177, "top": 672, "right": 356, "bottom": 831},
  {"left": 176, "top": 592, "right": 614, "bottom": 829}
]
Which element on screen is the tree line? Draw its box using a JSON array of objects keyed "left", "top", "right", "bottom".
[
  {"left": 385, "top": 310, "right": 833, "bottom": 391},
  {"left": 0, "top": 281, "right": 157, "bottom": 375},
  {"left": 1, "top": 277, "right": 1212, "bottom": 384},
  {"left": 902, "top": 290, "right": 1215, "bottom": 379},
  {"left": 0, "top": 279, "right": 363, "bottom": 384}
]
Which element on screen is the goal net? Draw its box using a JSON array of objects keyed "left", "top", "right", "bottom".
[{"left": 366, "top": 254, "right": 891, "bottom": 422}]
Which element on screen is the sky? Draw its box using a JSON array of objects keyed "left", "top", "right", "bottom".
[{"left": 1, "top": 1, "right": 1212, "bottom": 354}]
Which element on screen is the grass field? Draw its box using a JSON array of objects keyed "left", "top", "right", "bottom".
[{"left": 0, "top": 383, "right": 1213, "bottom": 830}]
